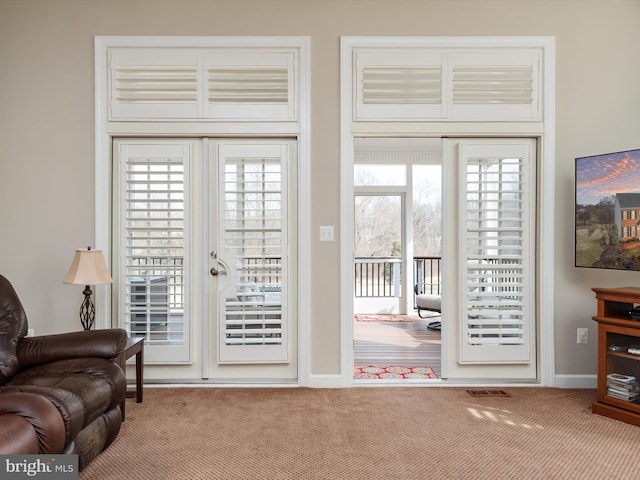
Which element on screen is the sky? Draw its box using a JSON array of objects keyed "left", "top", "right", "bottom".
[{"left": 576, "top": 149, "right": 640, "bottom": 205}]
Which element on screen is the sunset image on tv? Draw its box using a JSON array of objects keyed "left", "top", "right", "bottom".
[{"left": 576, "top": 148, "right": 640, "bottom": 270}]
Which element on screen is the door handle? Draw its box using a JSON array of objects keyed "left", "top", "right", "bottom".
[
  {"left": 210, "top": 253, "right": 229, "bottom": 278},
  {"left": 210, "top": 251, "right": 222, "bottom": 276}
]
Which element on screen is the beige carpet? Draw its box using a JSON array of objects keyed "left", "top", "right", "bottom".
[{"left": 81, "top": 387, "right": 640, "bottom": 479}]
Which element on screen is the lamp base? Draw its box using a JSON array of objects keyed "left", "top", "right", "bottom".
[{"left": 79, "top": 285, "right": 95, "bottom": 330}]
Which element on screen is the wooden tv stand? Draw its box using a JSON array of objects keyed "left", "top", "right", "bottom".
[{"left": 592, "top": 287, "right": 640, "bottom": 427}]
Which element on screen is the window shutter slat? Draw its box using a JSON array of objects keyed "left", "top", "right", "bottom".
[
  {"left": 110, "top": 51, "right": 200, "bottom": 119},
  {"left": 218, "top": 144, "right": 289, "bottom": 364},
  {"left": 453, "top": 66, "right": 533, "bottom": 104},
  {"left": 209, "top": 67, "right": 289, "bottom": 103},
  {"left": 459, "top": 143, "right": 534, "bottom": 364},
  {"left": 205, "top": 52, "right": 296, "bottom": 120},
  {"left": 449, "top": 50, "right": 540, "bottom": 120},
  {"left": 108, "top": 47, "right": 299, "bottom": 121},
  {"left": 362, "top": 67, "right": 442, "bottom": 105},
  {"left": 355, "top": 50, "right": 443, "bottom": 119},
  {"left": 352, "top": 47, "right": 540, "bottom": 121},
  {"left": 117, "top": 143, "right": 191, "bottom": 363},
  {"left": 116, "top": 66, "right": 198, "bottom": 103}
]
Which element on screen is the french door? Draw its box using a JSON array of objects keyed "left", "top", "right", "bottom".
[
  {"left": 113, "top": 138, "right": 297, "bottom": 382},
  {"left": 208, "top": 140, "right": 297, "bottom": 375}
]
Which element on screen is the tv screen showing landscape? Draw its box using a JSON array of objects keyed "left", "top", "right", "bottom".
[{"left": 576, "top": 148, "right": 640, "bottom": 270}]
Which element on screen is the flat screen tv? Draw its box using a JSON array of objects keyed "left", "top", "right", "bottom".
[{"left": 576, "top": 148, "right": 640, "bottom": 270}]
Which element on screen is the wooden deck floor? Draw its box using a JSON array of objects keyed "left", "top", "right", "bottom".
[{"left": 354, "top": 315, "right": 442, "bottom": 377}]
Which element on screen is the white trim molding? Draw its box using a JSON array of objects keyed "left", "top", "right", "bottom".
[
  {"left": 554, "top": 375, "right": 597, "bottom": 389},
  {"left": 307, "top": 375, "right": 343, "bottom": 389}
]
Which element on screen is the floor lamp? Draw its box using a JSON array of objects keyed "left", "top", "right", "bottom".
[{"left": 64, "top": 247, "right": 113, "bottom": 330}]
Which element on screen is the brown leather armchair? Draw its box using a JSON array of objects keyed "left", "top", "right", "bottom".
[{"left": 0, "top": 274, "right": 127, "bottom": 470}]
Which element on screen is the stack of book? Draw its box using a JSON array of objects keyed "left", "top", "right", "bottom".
[{"left": 607, "top": 373, "right": 640, "bottom": 402}]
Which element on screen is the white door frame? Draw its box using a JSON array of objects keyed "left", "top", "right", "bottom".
[
  {"left": 340, "top": 36, "right": 556, "bottom": 387},
  {"left": 94, "top": 36, "right": 311, "bottom": 385}
]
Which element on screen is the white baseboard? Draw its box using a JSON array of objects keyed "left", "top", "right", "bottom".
[
  {"left": 305, "top": 374, "right": 597, "bottom": 389},
  {"left": 306, "top": 374, "right": 342, "bottom": 388},
  {"left": 554, "top": 374, "right": 597, "bottom": 389}
]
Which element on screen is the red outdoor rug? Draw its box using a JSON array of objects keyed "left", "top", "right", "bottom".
[
  {"left": 354, "top": 314, "right": 412, "bottom": 322},
  {"left": 354, "top": 365, "right": 439, "bottom": 379}
]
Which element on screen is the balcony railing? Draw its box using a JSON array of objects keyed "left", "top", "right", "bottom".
[
  {"left": 354, "top": 257, "right": 402, "bottom": 297},
  {"left": 414, "top": 256, "right": 442, "bottom": 295},
  {"left": 129, "top": 255, "right": 442, "bottom": 304},
  {"left": 129, "top": 255, "right": 281, "bottom": 298},
  {"left": 354, "top": 256, "right": 442, "bottom": 302}
]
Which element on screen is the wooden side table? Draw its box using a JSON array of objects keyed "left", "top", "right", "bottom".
[{"left": 117, "top": 337, "right": 144, "bottom": 421}]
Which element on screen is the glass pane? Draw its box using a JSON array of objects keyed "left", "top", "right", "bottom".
[
  {"left": 354, "top": 164, "right": 406, "bottom": 186},
  {"left": 354, "top": 195, "right": 402, "bottom": 297},
  {"left": 413, "top": 165, "right": 442, "bottom": 295},
  {"left": 125, "top": 160, "right": 185, "bottom": 346},
  {"left": 413, "top": 165, "right": 442, "bottom": 257},
  {"left": 465, "top": 155, "right": 526, "bottom": 344},
  {"left": 223, "top": 157, "right": 283, "bottom": 346}
]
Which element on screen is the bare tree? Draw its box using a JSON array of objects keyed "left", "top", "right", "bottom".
[
  {"left": 354, "top": 195, "right": 401, "bottom": 257},
  {"left": 596, "top": 195, "right": 615, "bottom": 244}
]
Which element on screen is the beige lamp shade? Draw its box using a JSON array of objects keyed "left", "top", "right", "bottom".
[{"left": 63, "top": 248, "right": 113, "bottom": 286}]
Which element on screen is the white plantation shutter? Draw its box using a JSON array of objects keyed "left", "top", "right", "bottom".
[
  {"left": 205, "top": 52, "right": 295, "bottom": 120},
  {"left": 354, "top": 50, "right": 443, "bottom": 119},
  {"left": 351, "top": 47, "right": 540, "bottom": 121},
  {"left": 108, "top": 48, "right": 297, "bottom": 121},
  {"left": 117, "top": 142, "right": 191, "bottom": 363},
  {"left": 217, "top": 144, "right": 289, "bottom": 363},
  {"left": 449, "top": 50, "right": 540, "bottom": 120},
  {"left": 458, "top": 142, "right": 534, "bottom": 363},
  {"left": 109, "top": 50, "right": 200, "bottom": 119}
]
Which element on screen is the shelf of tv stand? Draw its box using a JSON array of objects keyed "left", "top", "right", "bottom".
[
  {"left": 592, "top": 287, "right": 640, "bottom": 427},
  {"left": 608, "top": 350, "right": 640, "bottom": 362},
  {"left": 592, "top": 401, "right": 640, "bottom": 427}
]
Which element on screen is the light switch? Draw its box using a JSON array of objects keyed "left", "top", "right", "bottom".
[{"left": 319, "top": 226, "right": 334, "bottom": 242}]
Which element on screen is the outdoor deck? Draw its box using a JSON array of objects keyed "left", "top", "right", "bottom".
[{"left": 353, "top": 314, "right": 442, "bottom": 377}]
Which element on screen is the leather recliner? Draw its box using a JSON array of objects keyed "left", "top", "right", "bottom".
[{"left": 0, "top": 274, "right": 127, "bottom": 470}]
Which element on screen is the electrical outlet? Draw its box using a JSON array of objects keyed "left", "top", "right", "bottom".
[
  {"left": 27, "top": 328, "right": 35, "bottom": 337},
  {"left": 577, "top": 328, "right": 589, "bottom": 344}
]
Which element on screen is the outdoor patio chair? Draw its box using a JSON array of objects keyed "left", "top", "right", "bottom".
[{"left": 414, "top": 284, "right": 442, "bottom": 331}]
